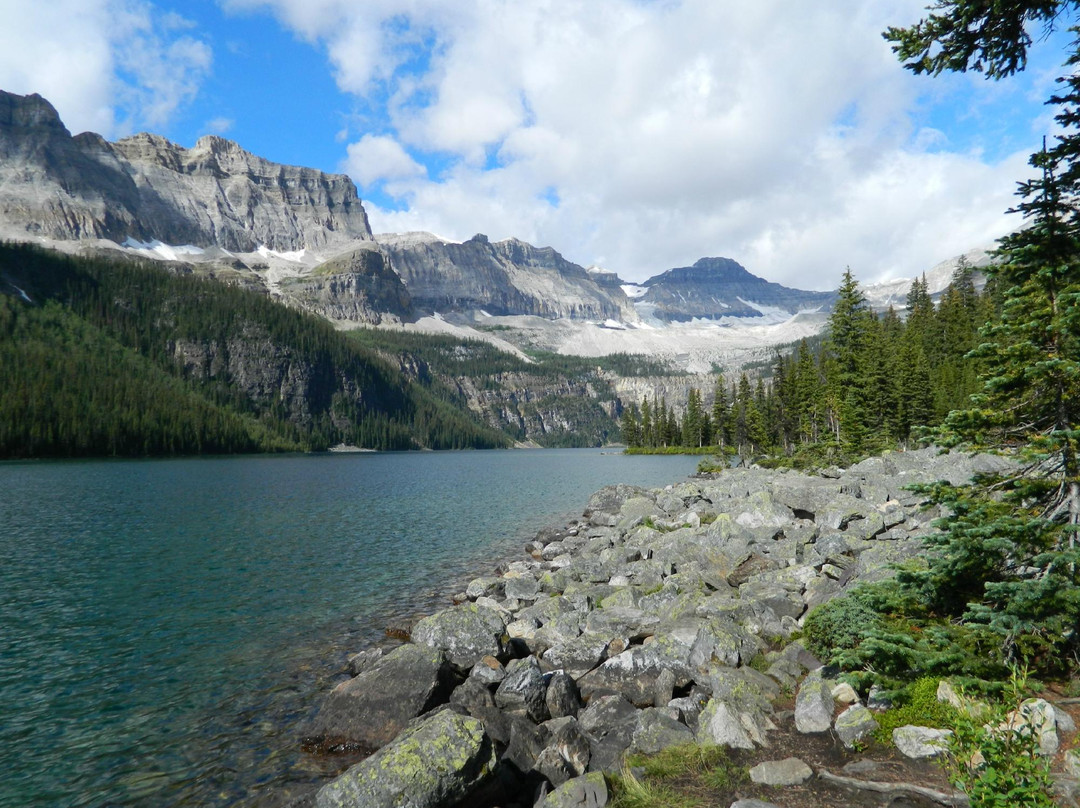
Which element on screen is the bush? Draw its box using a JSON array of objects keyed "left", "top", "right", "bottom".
[
  {"left": 873, "top": 677, "right": 960, "bottom": 743},
  {"left": 802, "top": 595, "right": 883, "bottom": 662},
  {"left": 945, "top": 670, "right": 1055, "bottom": 808}
]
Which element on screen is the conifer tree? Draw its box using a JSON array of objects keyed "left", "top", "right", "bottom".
[{"left": 878, "top": 8, "right": 1080, "bottom": 674}]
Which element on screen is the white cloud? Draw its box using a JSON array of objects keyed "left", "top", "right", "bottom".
[
  {"left": 204, "top": 116, "right": 235, "bottom": 134},
  {"left": 3, "top": 0, "right": 1055, "bottom": 290},
  {"left": 0, "top": 0, "right": 211, "bottom": 138},
  {"left": 344, "top": 134, "right": 427, "bottom": 186}
]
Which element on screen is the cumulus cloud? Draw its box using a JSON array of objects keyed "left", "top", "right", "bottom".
[
  {"left": 4, "top": 0, "right": 1054, "bottom": 288},
  {"left": 344, "top": 134, "right": 427, "bottom": 187},
  {"left": 0, "top": 0, "right": 211, "bottom": 137}
]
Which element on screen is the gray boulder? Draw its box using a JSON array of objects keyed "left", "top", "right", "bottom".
[
  {"left": 834, "top": 703, "right": 878, "bottom": 749},
  {"left": 411, "top": 602, "right": 508, "bottom": 671},
  {"left": 578, "top": 694, "right": 641, "bottom": 772},
  {"left": 307, "top": 643, "right": 453, "bottom": 751},
  {"left": 794, "top": 669, "right": 834, "bottom": 734},
  {"left": 748, "top": 757, "right": 813, "bottom": 786},
  {"left": 577, "top": 646, "right": 673, "bottom": 707},
  {"left": 495, "top": 656, "right": 550, "bottom": 722},
  {"left": 314, "top": 710, "right": 495, "bottom": 808},
  {"left": 546, "top": 670, "right": 584, "bottom": 719},
  {"left": 629, "top": 708, "right": 695, "bottom": 754},
  {"left": 542, "top": 633, "right": 612, "bottom": 678},
  {"left": 539, "top": 771, "right": 609, "bottom": 808},
  {"left": 893, "top": 725, "right": 952, "bottom": 759}
]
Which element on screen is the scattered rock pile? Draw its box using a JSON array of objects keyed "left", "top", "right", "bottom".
[{"left": 289, "top": 448, "right": 1079, "bottom": 808}]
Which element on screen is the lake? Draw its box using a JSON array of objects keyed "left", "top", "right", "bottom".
[{"left": 0, "top": 449, "right": 697, "bottom": 808}]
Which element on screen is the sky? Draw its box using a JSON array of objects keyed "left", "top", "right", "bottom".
[{"left": 0, "top": 0, "right": 1075, "bottom": 289}]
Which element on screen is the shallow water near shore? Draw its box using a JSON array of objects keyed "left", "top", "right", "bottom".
[{"left": 0, "top": 449, "right": 697, "bottom": 808}]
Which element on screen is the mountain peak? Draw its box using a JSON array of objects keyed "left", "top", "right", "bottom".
[
  {"left": 0, "top": 90, "right": 68, "bottom": 134},
  {"left": 0, "top": 88, "right": 372, "bottom": 252}
]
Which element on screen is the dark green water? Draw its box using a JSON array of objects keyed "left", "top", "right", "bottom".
[{"left": 0, "top": 449, "right": 696, "bottom": 808}]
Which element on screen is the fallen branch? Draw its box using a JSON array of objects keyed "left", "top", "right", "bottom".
[{"left": 819, "top": 770, "right": 970, "bottom": 807}]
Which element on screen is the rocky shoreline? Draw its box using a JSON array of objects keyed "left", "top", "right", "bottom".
[{"left": 283, "top": 448, "right": 1080, "bottom": 808}]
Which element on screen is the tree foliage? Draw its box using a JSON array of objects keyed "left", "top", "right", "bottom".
[{"left": 0, "top": 243, "right": 510, "bottom": 456}]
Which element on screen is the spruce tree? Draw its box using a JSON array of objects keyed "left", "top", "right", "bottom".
[{"left": 876, "top": 9, "right": 1080, "bottom": 675}]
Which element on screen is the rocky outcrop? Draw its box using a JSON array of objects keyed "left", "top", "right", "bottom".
[
  {"left": 377, "top": 232, "right": 636, "bottom": 322},
  {"left": 280, "top": 245, "right": 412, "bottom": 324},
  {"left": 638, "top": 257, "right": 835, "bottom": 322},
  {"left": 0, "top": 90, "right": 372, "bottom": 252}
]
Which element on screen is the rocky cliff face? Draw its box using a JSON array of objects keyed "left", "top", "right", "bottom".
[
  {"left": 0, "top": 90, "right": 373, "bottom": 252},
  {"left": 279, "top": 245, "right": 412, "bottom": 325},
  {"left": 639, "top": 257, "right": 835, "bottom": 322},
  {"left": 377, "top": 232, "right": 637, "bottom": 322}
]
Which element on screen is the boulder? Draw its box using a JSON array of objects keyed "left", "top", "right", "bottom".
[
  {"left": 495, "top": 656, "right": 549, "bottom": 722},
  {"left": 893, "top": 725, "right": 952, "bottom": 759},
  {"left": 345, "top": 647, "right": 382, "bottom": 676},
  {"left": 577, "top": 646, "right": 673, "bottom": 707},
  {"left": 539, "top": 771, "right": 609, "bottom": 808},
  {"left": 546, "top": 670, "right": 584, "bottom": 719},
  {"left": 470, "top": 655, "right": 508, "bottom": 687},
  {"left": 578, "top": 694, "right": 640, "bottom": 772},
  {"left": 307, "top": 643, "right": 454, "bottom": 751},
  {"left": 411, "top": 602, "right": 508, "bottom": 671},
  {"left": 794, "top": 669, "right": 834, "bottom": 734},
  {"left": 583, "top": 606, "right": 660, "bottom": 640},
  {"left": 536, "top": 718, "right": 592, "bottom": 786},
  {"left": 314, "top": 710, "right": 495, "bottom": 808},
  {"left": 629, "top": 708, "right": 695, "bottom": 755},
  {"left": 834, "top": 704, "right": 878, "bottom": 749},
  {"left": 748, "top": 757, "right": 813, "bottom": 786},
  {"left": 542, "top": 633, "right": 612, "bottom": 678}
]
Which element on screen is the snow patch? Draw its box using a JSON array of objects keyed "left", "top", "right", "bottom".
[
  {"left": 621, "top": 284, "right": 649, "bottom": 299},
  {"left": 122, "top": 238, "right": 205, "bottom": 261},
  {"left": 600, "top": 319, "right": 626, "bottom": 330},
  {"left": 10, "top": 283, "right": 32, "bottom": 303},
  {"left": 257, "top": 244, "right": 307, "bottom": 263}
]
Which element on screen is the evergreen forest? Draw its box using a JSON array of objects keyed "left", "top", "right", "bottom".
[
  {"left": 0, "top": 243, "right": 511, "bottom": 457},
  {"left": 621, "top": 261, "right": 993, "bottom": 466}
]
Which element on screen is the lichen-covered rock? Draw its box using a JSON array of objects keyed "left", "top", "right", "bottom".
[
  {"left": 542, "top": 633, "right": 612, "bottom": 678},
  {"left": 794, "top": 669, "right": 834, "bottom": 734},
  {"left": 539, "top": 771, "right": 609, "bottom": 808},
  {"left": 578, "top": 694, "right": 640, "bottom": 772},
  {"left": 411, "top": 602, "right": 508, "bottom": 671},
  {"left": 834, "top": 703, "right": 878, "bottom": 749},
  {"left": 314, "top": 711, "right": 495, "bottom": 808},
  {"left": 1008, "top": 699, "right": 1059, "bottom": 755},
  {"left": 748, "top": 757, "right": 813, "bottom": 786},
  {"left": 307, "top": 643, "right": 454, "bottom": 751},
  {"left": 893, "top": 725, "right": 952, "bottom": 759}
]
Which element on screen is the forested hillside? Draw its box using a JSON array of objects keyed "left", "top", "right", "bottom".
[
  {"left": 623, "top": 261, "right": 993, "bottom": 465},
  {"left": 348, "top": 328, "right": 678, "bottom": 448},
  {"left": 0, "top": 243, "right": 509, "bottom": 457}
]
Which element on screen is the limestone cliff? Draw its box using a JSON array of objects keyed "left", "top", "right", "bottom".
[
  {"left": 0, "top": 90, "right": 372, "bottom": 252},
  {"left": 377, "top": 232, "right": 638, "bottom": 322}
]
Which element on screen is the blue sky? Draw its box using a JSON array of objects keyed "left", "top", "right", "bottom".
[{"left": 1, "top": 0, "right": 1075, "bottom": 288}]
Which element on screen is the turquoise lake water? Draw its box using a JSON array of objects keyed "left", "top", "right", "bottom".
[{"left": 0, "top": 449, "right": 697, "bottom": 808}]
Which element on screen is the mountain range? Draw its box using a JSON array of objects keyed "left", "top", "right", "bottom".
[{"left": 0, "top": 87, "right": 988, "bottom": 377}]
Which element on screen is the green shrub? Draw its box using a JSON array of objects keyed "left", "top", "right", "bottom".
[
  {"left": 873, "top": 676, "right": 960, "bottom": 743},
  {"left": 945, "top": 671, "right": 1055, "bottom": 808},
  {"left": 802, "top": 595, "right": 883, "bottom": 662}
]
